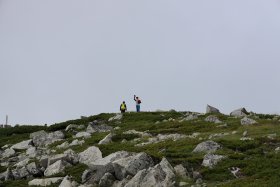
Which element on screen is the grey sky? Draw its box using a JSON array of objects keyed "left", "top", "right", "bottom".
[{"left": 0, "top": 0, "right": 280, "bottom": 125}]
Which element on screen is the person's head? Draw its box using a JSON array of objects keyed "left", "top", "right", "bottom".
[
  {"left": 123, "top": 101, "right": 125, "bottom": 104},
  {"left": 136, "top": 97, "right": 139, "bottom": 99}
]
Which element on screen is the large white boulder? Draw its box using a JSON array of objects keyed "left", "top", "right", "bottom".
[
  {"left": 28, "top": 177, "right": 63, "bottom": 186},
  {"left": 78, "top": 146, "right": 102, "bottom": 165},
  {"left": 11, "top": 139, "right": 33, "bottom": 150},
  {"left": 193, "top": 141, "right": 221, "bottom": 153}
]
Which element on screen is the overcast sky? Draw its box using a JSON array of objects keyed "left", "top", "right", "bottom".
[{"left": 0, "top": 0, "right": 280, "bottom": 125}]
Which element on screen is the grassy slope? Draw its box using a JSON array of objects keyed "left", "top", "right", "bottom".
[{"left": 1, "top": 111, "right": 280, "bottom": 187}]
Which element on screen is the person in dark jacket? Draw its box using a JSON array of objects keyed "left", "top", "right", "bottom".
[{"left": 120, "top": 101, "right": 127, "bottom": 113}]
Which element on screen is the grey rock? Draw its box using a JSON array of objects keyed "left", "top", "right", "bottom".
[
  {"left": 59, "top": 176, "right": 76, "bottom": 187},
  {"left": 113, "top": 152, "right": 154, "bottom": 180},
  {"left": 82, "top": 169, "right": 93, "bottom": 183},
  {"left": 205, "top": 115, "right": 222, "bottom": 124},
  {"left": 192, "top": 171, "right": 202, "bottom": 180},
  {"left": 26, "top": 162, "right": 42, "bottom": 177},
  {"left": 180, "top": 114, "right": 198, "bottom": 122},
  {"left": 78, "top": 146, "right": 102, "bottom": 165},
  {"left": 2, "top": 148, "right": 16, "bottom": 158},
  {"left": 32, "top": 130, "right": 65, "bottom": 147},
  {"left": 86, "top": 124, "right": 113, "bottom": 134},
  {"left": 44, "top": 160, "right": 70, "bottom": 177},
  {"left": 11, "top": 139, "right": 33, "bottom": 150},
  {"left": 28, "top": 177, "right": 64, "bottom": 186},
  {"left": 75, "top": 132, "right": 91, "bottom": 139},
  {"left": 174, "top": 164, "right": 188, "bottom": 179},
  {"left": 26, "top": 146, "right": 37, "bottom": 158},
  {"left": 193, "top": 141, "right": 221, "bottom": 153},
  {"left": 99, "top": 172, "right": 115, "bottom": 187},
  {"left": 69, "top": 139, "right": 85, "bottom": 146},
  {"left": 12, "top": 167, "right": 29, "bottom": 179},
  {"left": 14, "top": 158, "right": 30, "bottom": 168},
  {"left": 206, "top": 105, "right": 220, "bottom": 114},
  {"left": 98, "top": 133, "right": 113, "bottom": 145},
  {"left": 243, "top": 131, "right": 248, "bottom": 137},
  {"left": 230, "top": 108, "right": 249, "bottom": 117},
  {"left": 202, "top": 154, "right": 225, "bottom": 168},
  {"left": 66, "top": 124, "right": 85, "bottom": 131},
  {"left": 125, "top": 157, "right": 175, "bottom": 187},
  {"left": 241, "top": 117, "right": 257, "bottom": 125}
]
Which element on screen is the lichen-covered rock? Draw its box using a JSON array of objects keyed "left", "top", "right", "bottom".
[
  {"left": 26, "top": 162, "right": 43, "bottom": 177},
  {"left": 193, "top": 141, "right": 221, "bottom": 153},
  {"left": 57, "top": 142, "right": 70, "bottom": 149},
  {"left": 2, "top": 148, "right": 16, "bottom": 158},
  {"left": 174, "top": 164, "right": 188, "bottom": 179},
  {"left": 108, "top": 114, "right": 123, "bottom": 122}
]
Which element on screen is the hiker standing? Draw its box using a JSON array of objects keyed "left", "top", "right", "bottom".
[
  {"left": 120, "top": 101, "right": 127, "bottom": 113},
  {"left": 134, "top": 95, "right": 141, "bottom": 112}
]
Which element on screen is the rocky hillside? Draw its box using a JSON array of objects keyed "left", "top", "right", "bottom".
[{"left": 0, "top": 106, "right": 280, "bottom": 187}]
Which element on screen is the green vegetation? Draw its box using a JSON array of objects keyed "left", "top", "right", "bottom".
[{"left": 1, "top": 111, "right": 280, "bottom": 186}]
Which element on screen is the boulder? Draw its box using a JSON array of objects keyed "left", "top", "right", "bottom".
[
  {"left": 14, "top": 158, "right": 30, "bottom": 168},
  {"left": 230, "top": 108, "right": 249, "bottom": 117},
  {"left": 11, "top": 139, "right": 33, "bottom": 150},
  {"left": 26, "top": 147, "right": 38, "bottom": 158},
  {"left": 44, "top": 160, "right": 70, "bottom": 177},
  {"left": 12, "top": 167, "right": 30, "bottom": 179},
  {"left": 112, "top": 152, "right": 154, "bottom": 180},
  {"left": 78, "top": 146, "right": 102, "bottom": 165},
  {"left": 99, "top": 172, "right": 115, "bottom": 187},
  {"left": 241, "top": 117, "right": 257, "bottom": 125},
  {"left": 206, "top": 105, "right": 220, "bottom": 114},
  {"left": 28, "top": 177, "right": 63, "bottom": 186},
  {"left": 98, "top": 133, "right": 113, "bottom": 145},
  {"left": 87, "top": 151, "right": 133, "bottom": 183},
  {"left": 205, "top": 115, "right": 222, "bottom": 124},
  {"left": 125, "top": 157, "right": 175, "bottom": 187},
  {"left": 75, "top": 132, "right": 91, "bottom": 139},
  {"left": 202, "top": 154, "right": 225, "bottom": 168},
  {"left": 82, "top": 169, "right": 93, "bottom": 184},
  {"left": 180, "top": 114, "right": 198, "bottom": 122},
  {"left": 193, "top": 141, "right": 221, "bottom": 153},
  {"left": 2, "top": 148, "right": 16, "bottom": 158},
  {"left": 86, "top": 124, "right": 113, "bottom": 134},
  {"left": 32, "top": 130, "right": 65, "bottom": 147}
]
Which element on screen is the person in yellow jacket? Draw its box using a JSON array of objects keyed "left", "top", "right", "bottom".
[{"left": 120, "top": 101, "right": 127, "bottom": 113}]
